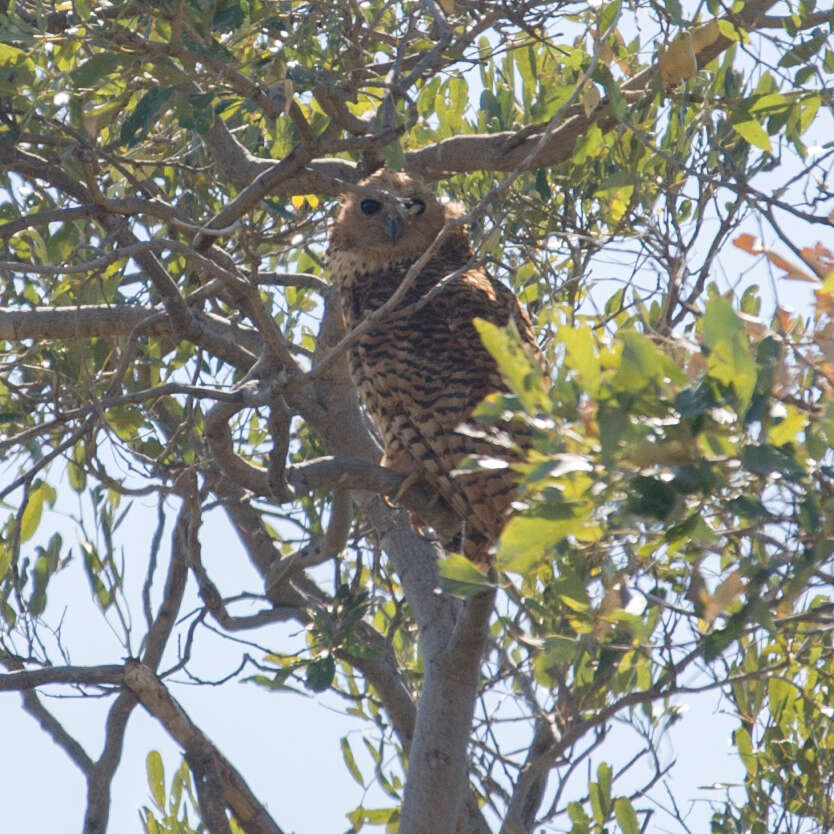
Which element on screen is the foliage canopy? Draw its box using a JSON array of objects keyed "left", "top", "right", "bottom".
[{"left": 1, "top": 1, "right": 834, "bottom": 833}]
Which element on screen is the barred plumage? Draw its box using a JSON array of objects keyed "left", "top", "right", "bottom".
[{"left": 328, "top": 170, "right": 542, "bottom": 564}]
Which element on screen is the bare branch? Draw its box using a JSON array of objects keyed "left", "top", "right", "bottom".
[
  {"left": 0, "top": 663, "right": 124, "bottom": 691},
  {"left": 124, "top": 661, "right": 286, "bottom": 834}
]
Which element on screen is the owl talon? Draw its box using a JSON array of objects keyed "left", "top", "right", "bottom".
[{"left": 389, "top": 470, "right": 421, "bottom": 506}]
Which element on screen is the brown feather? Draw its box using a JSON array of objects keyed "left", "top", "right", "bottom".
[{"left": 328, "top": 170, "right": 544, "bottom": 564}]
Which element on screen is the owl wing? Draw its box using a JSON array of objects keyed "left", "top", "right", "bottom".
[{"left": 406, "top": 267, "right": 541, "bottom": 555}]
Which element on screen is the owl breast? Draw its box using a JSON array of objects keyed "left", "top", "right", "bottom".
[{"left": 331, "top": 242, "right": 531, "bottom": 563}]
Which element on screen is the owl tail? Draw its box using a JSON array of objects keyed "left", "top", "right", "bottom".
[{"left": 455, "top": 527, "right": 494, "bottom": 568}]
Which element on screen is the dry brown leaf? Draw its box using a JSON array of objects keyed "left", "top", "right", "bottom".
[
  {"left": 593, "top": 585, "right": 623, "bottom": 641},
  {"left": 776, "top": 307, "right": 798, "bottom": 333},
  {"left": 686, "top": 351, "right": 708, "bottom": 379},
  {"left": 598, "top": 40, "right": 614, "bottom": 67},
  {"left": 734, "top": 234, "right": 818, "bottom": 282},
  {"left": 815, "top": 337, "right": 834, "bottom": 364},
  {"left": 801, "top": 243, "right": 834, "bottom": 279},
  {"left": 659, "top": 33, "right": 697, "bottom": 85},
  {"left": 659, "top": 20, "right": 721, "bottom": 86},
  {"left": 765, "top": 250, "right": 817, "bottom": 283},
  {"left": 702, "top": 570, "right": 745, "bottom": 626},
  {"left": 820, "top": 362, "right": 834, "bottom": 383},
  {"left": 733, "top": 233, "right": 764, "bottom": 254},
  {"left": 815, "top": 290, "right": 834, "bottom": 316},
  {"left": 582, "top": 84, "right": 601, "bottom": 117},
  {"left": 738, "top": 312, "right": 768, "bottom": 340},
  {"left": 691, "top": 18, "right": 721, "bottom": 54}
]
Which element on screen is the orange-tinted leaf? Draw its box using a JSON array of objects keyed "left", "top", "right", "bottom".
[
  {"left": 801, "top": 243, "right": 834, "bottom": 279},
  {"left": 765, "top": 250, "right": 817, "bottom": 283},
  {"left": 660, "top": 36, "right": 696, "bottom": 86},
  {"left": 733, "top": 233, "right": 764, "bottom": 254},
  {"left": 702, "top": 570, "right": 745, "bottom": 625},
  {"left": 815, "top": 290, "right": 834, "bottom": 315}
]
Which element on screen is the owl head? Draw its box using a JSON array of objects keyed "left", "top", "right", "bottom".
[{"left": 327, "top": 170, "right": 463, "bottom": 264}]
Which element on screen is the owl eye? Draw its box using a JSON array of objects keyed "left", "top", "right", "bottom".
[
  {"left": 360, "top": 199, "right": 382, "bottom": 215},
  {"left": 406, "top": 197, "right": 426, "bottom": 216}
]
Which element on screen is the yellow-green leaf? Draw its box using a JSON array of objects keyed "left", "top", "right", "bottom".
[
  {"left": 437, "top": 552, "right": 493, "bottom": 596},
  {"left": 146, "top": 751, "right": 166, "bottom": 809},
  {"left": 20, "top": 483, "right": 46, "bottom": 543},
  {"left": 474, "top": 318, "right": 548, "bottom": 414},
  {"left": 733, "top": 726, "right": 758, "bottom": 777},
  {"left": 340, "top": 737, "right": 364, "bottom": 786},
  {"left": 732, "top": 119, "right": 772, "bottom": 152},
  {"left": 702, "top": 297, "right": 757, "bottom": 409},
  {"left": 614, "top": 797, "right": 640, "bottom": 834},
  {"left": 769, "top": 405, "right": 808, "bottom": 446},
  {"left": 498, "top": 502, "right": 599, "bottom": 574},
  {"left": 561, "top": 324, "right": 601, "bottom": 397},
  {"left": 612, "top": 331, "right": 663, "bottom": 391}
]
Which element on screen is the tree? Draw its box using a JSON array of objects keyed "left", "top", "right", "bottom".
[{"left": 1, "top": 0, "right": 833, "bottom": 832}]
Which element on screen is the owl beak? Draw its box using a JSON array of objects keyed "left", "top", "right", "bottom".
[{"left": 385, "top": 213, "right": 404, "bottom": 244}]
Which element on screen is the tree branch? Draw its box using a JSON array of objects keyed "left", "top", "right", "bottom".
[{"left": 124, "top": 661, "right": 286, "bottom": 834}]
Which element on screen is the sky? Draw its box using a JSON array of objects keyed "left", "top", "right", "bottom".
[
  {"left": 2, "top": 485, "right": 746, "bottom": 834},
  {"left": 2, "top": 3, "right": 833, "bottom": 832}
]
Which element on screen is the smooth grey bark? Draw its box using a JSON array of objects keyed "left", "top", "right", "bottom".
[{"left": 398, "top": 588, "right": 496, "bottom": 834}]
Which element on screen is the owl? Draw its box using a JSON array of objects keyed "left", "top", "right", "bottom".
[{"left": 327, "top": 169, "right": 544, "bottom": 565}]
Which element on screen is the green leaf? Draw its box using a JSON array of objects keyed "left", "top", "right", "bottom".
[
  {"left": 628, "top": 475, "right": 677, "bottom": 520},
  {"left": 28, "top": 532, "right": 62, "bottom": 616},
  {"left": 561, "top": 324, "right": 601, "bottom": 397},
  {"left": 340, "top": 737, "right": 364, "bottom": 786},
  {"left": 612, "top": 331, "right": 663, "bottom": 391},
  {"left": 597, "top": 762, "right": 612, "bottom": 816},
  {"left": 305, "top": 655, "right": 335, "bottom": 692},
  {"left": 121, "top": 88, "right": 174, "bottom": 147},
  {"left": 742, "top": 444, "right": 804, "bottom": 481},
  {"left": 589, "top": 780, "right": 604, "bottom": 824},
  {"left": 702, "top": 297, "right": 757, "bottom": 409},
  {"left": 717, "top": 18, "right": 747, "bottom": 42},
  {"left": 474, "top": 318, "right": 548, "bottom": 414},
  {"left": 541, "top": 634, "right": 580, "bottom": 665},
  {"left": 731, "top": 119, "right": 772, "bottom": 152},
  {"left": 728, "top": 495, "right": 772, "bottom": 519},
  {"left": 749, "top": 92, "right": 791, "bottom": 114},
  {"left": 600, "top": 66, "right": 627, "bottom": 120},
  {"left": 381, "top": 138, "right": 406, "bottom": 172},
  {"left": 0, "top": 43, "right": 35, "bottom": 88},
  {"left": 71, "top": 53, "right": 134, "bottom": 88},
  {"left": 347, "top": 806, "right": 398, "bottom": 828},
  {"left": 614, "top": 797, "right": 640, "bottom": 834},
  {"left": 146, "top": 751, "right": 166, "bottom": 810},
  {"left": 567, "top": 801, "right": 592, "bottom": 833},
  {"left": 498, "top": 501, "right": 599, "bottom": 574},
  {"left": 733, "top": 726, "right": 757, "bottom": 777},
  {"left": 80, "top": 537, "right": 115, "bottom": 610},
  {"left": 0, "top": 543, "right": 10, "bottom": 583},
  {"left": 769, "top": 405, "right": 808, "bottom": 446},
  {"left": 19, "top": 482, "right": 46, "bottom": 543},
  {"left": 598, "top": 0, "right": 621, "bottom": 35},
  {"left": 437, "top": 553, "right": 493, "bottom": 596}
]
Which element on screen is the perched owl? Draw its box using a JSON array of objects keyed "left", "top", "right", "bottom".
[{"left": 327, "top": 170, "right": 543, "bottom": 565}]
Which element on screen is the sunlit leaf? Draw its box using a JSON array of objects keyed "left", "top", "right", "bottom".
[
  {"left": 614, "top": 797, "right": 640, "bottom": 834},
  {"left": 474, "top": 318, "right": 548, "bottom": 414},
  {"left": 146, "top": 751, "right": 166, "bottom": 810},
  {"left": 731, "top": 119, "right": 772, "bottom": 152},
  {"left": 19, "top": 483, "right": 46, "bottom": 543},
  {"left": 437, "top": 552, "right": 493, "bottom": 596},
  {"left": 340, "top": 737, "right": 364, "bottom": 786}
]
